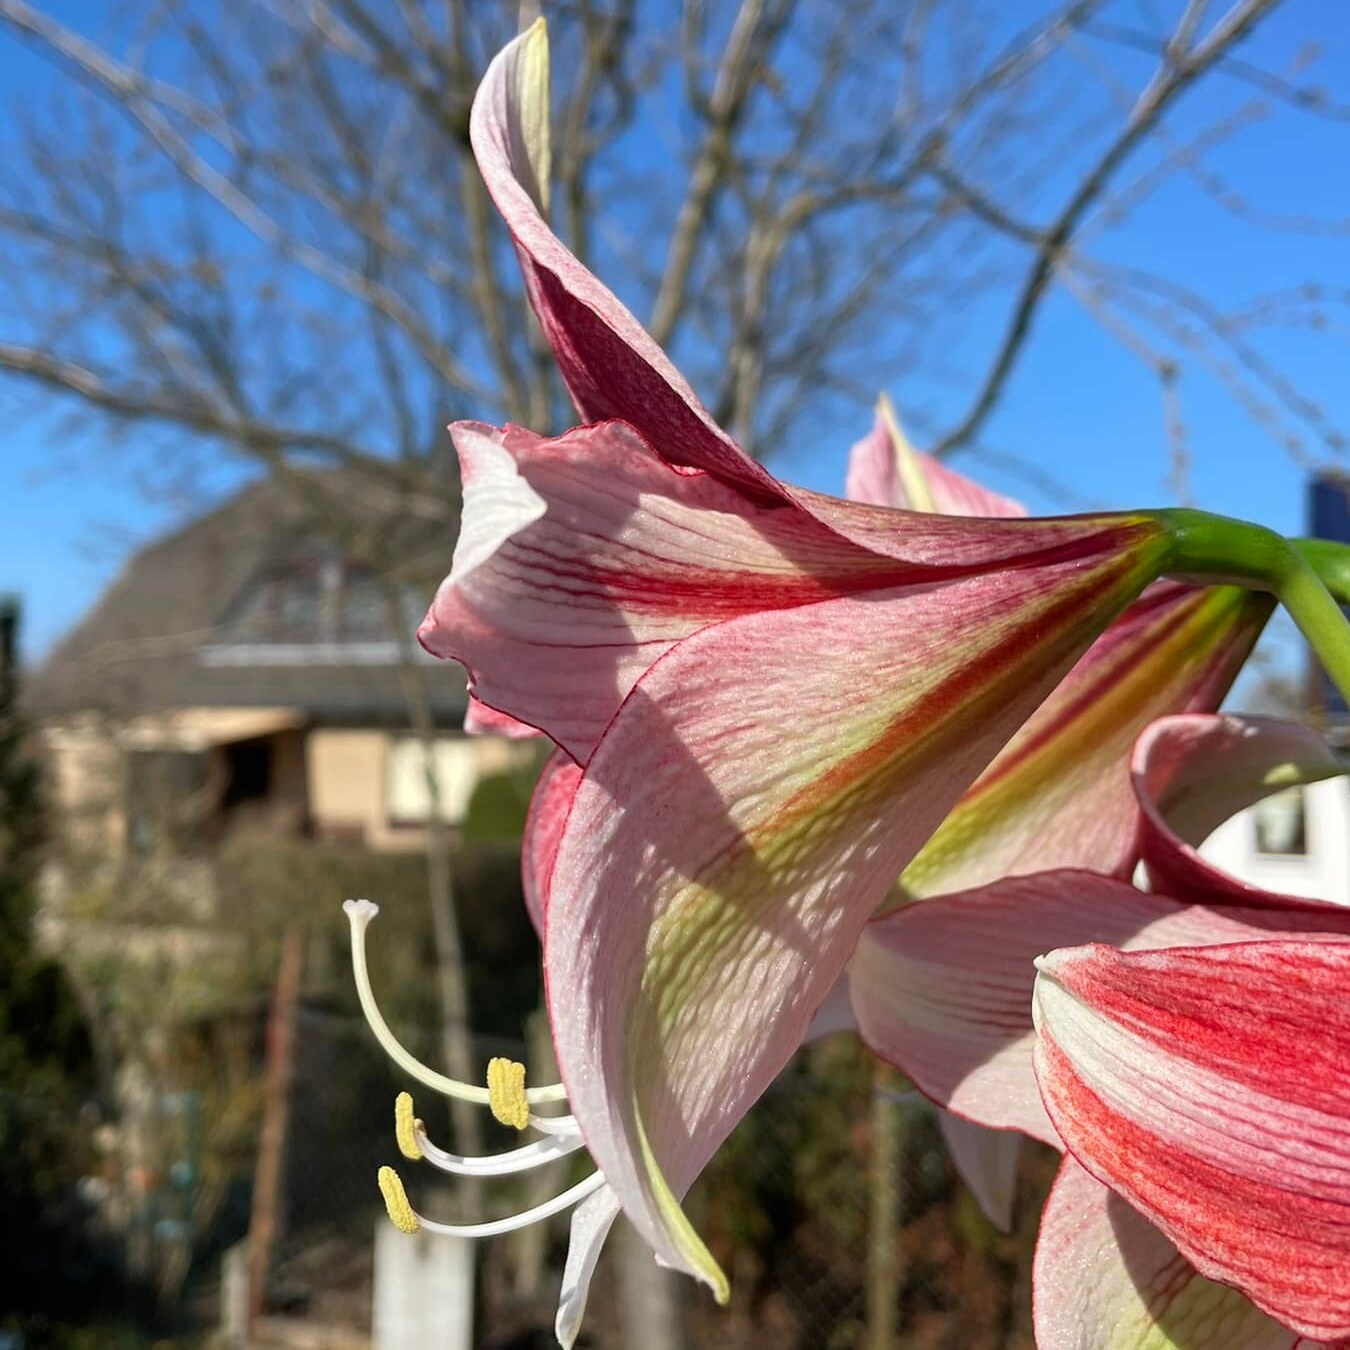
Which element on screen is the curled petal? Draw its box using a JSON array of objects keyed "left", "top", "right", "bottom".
[
  {"left": 1133, "top": 713, "right": 1345, "bottom": 908},
  {"left": 1035, "top": 1157, "right": 1304, "bottom": 1350},
  {"left": 846, "top": 404, "right": 1026, "bottom": 517},
  {"left": 850, "top": 871, "right": 1275, "bottom": 1145},
  {"left": 1034, "top": 938, "right": 1350, "bottom": 1341},
  {"left": 470, "top": 26, "right": 1161, "bottom": 573},
  {"left": 522, "top": 748, "right": 583, "bottom": 937},
  {"left": 902, "top": 585, "right": 1273, "bottom": 901},
  {"left": 546, "top": 544, "right": 1169, "bottom": 1292},
  {"left": 471, "top": 21, "right": 775, "bottom": 497}
]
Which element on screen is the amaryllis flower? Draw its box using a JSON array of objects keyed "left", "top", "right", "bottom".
[
  {"left": 851, "top": 712, "right": 1350, "bottom": 1347},
  {"left": 352, "top": 19, "right": 1344, "bottom": 1341}
]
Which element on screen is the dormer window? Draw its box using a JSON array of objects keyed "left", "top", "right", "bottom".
[{"left": 201, "top": 559, "right": 425, "bottom": 666}]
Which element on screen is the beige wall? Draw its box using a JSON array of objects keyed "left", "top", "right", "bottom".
[
  {"left": 307, "top": 727, "right": 394, "bottom": 846},
  {"left": 307, "top": 727, "right": 534, "bottom": 851}
]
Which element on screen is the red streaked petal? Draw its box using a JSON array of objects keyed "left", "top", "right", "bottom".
[
  {"left": 1034, "top": 938, "right": 1350, "bottom": 1341},
  {"left": 1133, "top": 714, "right": 1346, "bottom": 909},
  {"left": 522, "top": 749, "right": 582, "bottom": 938},
  {"left": 845, "top": 410, "right": 1026, "bottom": 518},
  {"left": 901, "top": 585, "right": 1272, "bottom": 901},
  {"left": 470, "top": 22, "right": 776, "bottom": 497},
  {"left": 850, "top": 871, "right": 1275, "bottom": 1145},
  {"left": 471, "top": 27, "right": 1165, "bottom": 576},
  {"left": 1034, "top": 1156, "right": 1306, "bottom": 1350},
  {"left": 545, "top": 544, "right": 1168, "bottom": 1291}
]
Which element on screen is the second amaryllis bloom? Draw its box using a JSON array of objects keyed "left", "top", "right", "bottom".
[{"left": 853, "top": 712, "right": 1350, "bottom": 1348}]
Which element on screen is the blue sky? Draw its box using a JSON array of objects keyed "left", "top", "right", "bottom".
[{"left": 3, "top": 0, "right": 1349, "bottom": 678}]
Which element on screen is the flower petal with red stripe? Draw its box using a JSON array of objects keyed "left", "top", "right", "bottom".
[{"left": 1033, "top": 937, "right": 1350, "bottom": 1341}]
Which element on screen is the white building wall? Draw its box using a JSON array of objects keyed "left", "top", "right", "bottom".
[{"left": 1199, "top": 777, "right": 1350, "bottom": 906}]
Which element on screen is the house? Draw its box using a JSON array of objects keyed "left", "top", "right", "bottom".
[{"left": 35, "top": 467, "right": 531, "bottom": 868}]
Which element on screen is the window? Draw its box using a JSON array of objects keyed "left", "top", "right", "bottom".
[
  {"left": 203, "top": 559, "right": 424, "bottom": 663},
  {"left": 1252, "top": 786, "right": 1308, "bottom": 857},
  {"left": 386, "top": 737, "right": 479, "bottom": 826}
]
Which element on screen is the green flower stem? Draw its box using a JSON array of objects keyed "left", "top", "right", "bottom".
[
  {"left": 1158, "top": 509, "right": 1350, "bottom": 708},
  {"left": 1293, "top": 537, "right": 1350, "bottom": 606}
]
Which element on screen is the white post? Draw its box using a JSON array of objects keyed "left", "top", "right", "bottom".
[{"left": 372, "top": 1222, "right": 474, "bottom": 1350}]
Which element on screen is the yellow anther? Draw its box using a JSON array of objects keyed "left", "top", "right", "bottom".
[
  {"left": 378, "top": 1166, "right": 420, "bottom": 1234},
  {"left": 487, "top": 1057, "right": 530, "bottom": 1131},
  {"left": 394, "top": 1092, "right": 424, "bottom": 1162}
]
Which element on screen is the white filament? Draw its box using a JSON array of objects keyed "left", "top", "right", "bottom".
[
  {"left": 344, "top": 899, "right": 567, "bottom": 1105},
  {"left": 418, "top": 1122, "right": 586, "bottom": 1178},
  {"left": 413, "top": 1170, "right": 608, "bottom": 1239}
]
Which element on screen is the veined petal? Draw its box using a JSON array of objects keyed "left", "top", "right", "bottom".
[
  {"left": 938, "top": 1111, "right": 1021, "bottom": 1233},
  {"left": 545, "top": 542, "right": 1169, "bottom": 1293},
  {"left": 899, "top": 585, "right": 1272, "bottom": 903},
  {"left": 1133, "top": 713, "right": 1346, "bottom": 908},
  {"left": 420, "top": 420, "right": 1160, "bottom": 761},
  {"left": 464, "top": 695, "right": 543, "bottom": 739},
  {"left": 1033, "top": 938, "right": 1350, "bottom": 1341},
  {"left": 471, "top": 21, "right": 775, "bottom": 498},
  {"left": 850, "top": 871, "right": 1276, "bottom": 1145},
  {"left": 523, "top": 748, "right": 583, "bottom": 937},
  {"left": 555, "top": 1186, "right": 622, "bottom": 1350},
  {"left": 1035, "top": 1156, "right": 1305, "bottom": 1350},
  {"left": 846, "top": 403, "right": 1026, "bottom": 518}
]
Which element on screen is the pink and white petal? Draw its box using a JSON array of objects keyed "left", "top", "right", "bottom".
[
  {"left": 471, "top": 22, "right": 776, "bottom": 498},
  {"left": 846, "top": 407, "right": 1026, "bottom": 518},
  {"left": 546, "top": 544, "right": 1170, "bottom": 1294},
  {"left": 555, "top": 1186, "right": 622, "bottom": 1350},
  {"left": 1035, "top": 1156, "right": 1305, "bottom": 1350},
  {"left": 1033, "top": 938, "right": 1350, "bottom": 1341},
  {"left": 522, "top": 749, "right": 583, "bottom": 938},
  {"left": 900, "top": 585, "right": 1272, "bottom": 902},
  {"left": 850, "top": 871, "right": 1289, "bottom": 1145},
  {"left": 938, "top": 1111, "right": 1021, "bottom": 1233},
  {"left": 464, "top": 695, "right": 543, "bottom": 739},
  {"left": 1133, "top": 714, "right": 1345, "bottom": 909}
]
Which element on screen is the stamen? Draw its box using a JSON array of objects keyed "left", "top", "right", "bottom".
[
  {"left": 488, "top": 1057, "right": 530, "bottom": 1130},
  {"left": 394, "top": 1092, "right": 423, "bottom": 1162},
  {"left": 344, "top": 900, "right": 567, "bottom": 1105},
  {"left": 378, "top": 1166, "right": 608, "bottom": 1240},
  {"left": 378, "top": 1166, "right": 420, "bottom": 1234},
  {"left": 397, "top": 1093, "right": 586, "bottom": 1177}
]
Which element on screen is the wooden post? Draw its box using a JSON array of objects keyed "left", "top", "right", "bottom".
[{"left": 247, "top": 927, "right": 305, "bottom": 1323}]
